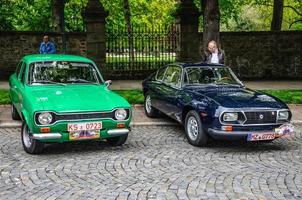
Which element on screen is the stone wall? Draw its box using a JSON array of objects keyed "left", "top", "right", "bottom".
[
  {"left": 213, "top": 31, "right": 302, "bottom": 80},
  {"left": 0, "top": 30, "right": 301, "bottom": 80},
  {"left": 0, "top": 31, "right": 86, "bottom": 79}
]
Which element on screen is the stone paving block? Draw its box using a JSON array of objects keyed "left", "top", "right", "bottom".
[{"left": 0, "top": 126, "right": 301, "bottom": 199}]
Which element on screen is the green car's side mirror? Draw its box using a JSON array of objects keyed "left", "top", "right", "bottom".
[{"left": 105, "top": 80, "right": 112, "bottom": 87}]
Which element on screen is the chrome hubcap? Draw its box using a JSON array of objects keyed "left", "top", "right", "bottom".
[
  {"left": 187, "top": 116, "right": 199, "bottom": 141},
  {"left": 22, "top": 124, "right": 32, "bottom": 148},
  {"left": 145, "top": 95, "right": 152, "bottom": 113}
]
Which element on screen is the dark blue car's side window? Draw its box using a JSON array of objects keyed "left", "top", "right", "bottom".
[
  {"left": 155, "top": 67, "right": 166, "bottom": 81},
  {"left": 163, "top": 66, "right": 182, "bottom": 88}
]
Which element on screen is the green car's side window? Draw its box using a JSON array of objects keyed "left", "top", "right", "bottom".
[
  {"left": 15, "top": 61, "right": 23, "bottom": 77},
  {"left": 19, "top": 62, "right": 27, "bottom": 84}
]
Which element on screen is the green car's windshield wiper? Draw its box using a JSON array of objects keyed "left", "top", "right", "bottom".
[
  {"left": 32, "top": 80, "right": 66, "bottom": 86},
  {"left": 68, "top": 79, "right": 99, "bottom": 85}
]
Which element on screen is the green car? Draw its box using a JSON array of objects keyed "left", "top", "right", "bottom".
[{"left": 9, "top": 54, "right": 132, "bottom": 154}]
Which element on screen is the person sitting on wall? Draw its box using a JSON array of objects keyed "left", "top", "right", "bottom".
[
  {"left": 39, "top": 35, "right": 56, "bottom": 54},
  {"left": 202, "top": 40, "right": 225, "bottom": 64}
]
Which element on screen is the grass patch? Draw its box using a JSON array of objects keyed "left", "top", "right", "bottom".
[
  {"left": 0, "top": 89, "right": 301, "bottom": 105},
  {"left": 260, "top": 90, "right": 302, "bottom": 104},
  {"left": 0, "top": 89, "right": 10, "bottom": 105},
  {"left": 114, "top": 89, "right": 144, "bottom": 104}
]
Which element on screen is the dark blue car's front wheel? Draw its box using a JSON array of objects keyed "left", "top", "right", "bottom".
[{"left": 185, "top": 110, "right": 208, "bottom": 146}]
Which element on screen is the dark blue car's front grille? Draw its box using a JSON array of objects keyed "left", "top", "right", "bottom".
[{"left": 244, "top": 111, "right": 277, "bottom": 124}]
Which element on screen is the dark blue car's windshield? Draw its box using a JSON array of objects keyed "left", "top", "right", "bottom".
[
  {"left": 28, "top": 61, "right": 103, "bottom": 85},
  {"left": 184, "top": 67, "right": 242, "bottom": 86}
]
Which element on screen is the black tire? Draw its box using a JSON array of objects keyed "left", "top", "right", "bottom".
[
  {"left": 11, "top": 105, "right": 21, "bottom": 120},
  {"left": 144, "top": 93, "right": 159, "bottom": 118},
  {"left": 185, "top": 110, "right": 208, "bottom": 146},
  {"left": 21, "top": 122, "right": 44, "bottom": 154},
  {"left": 107, "top": 134, "right": 128, "bottom": 146}
]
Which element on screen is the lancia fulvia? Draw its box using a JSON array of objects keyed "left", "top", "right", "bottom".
[{"left": 142, "top": 63, "right": 294, "bottom": 146}]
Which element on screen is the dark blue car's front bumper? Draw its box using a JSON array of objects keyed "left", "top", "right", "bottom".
[{"left": 207, "top": 128, "right": 277, "bottom": 141}]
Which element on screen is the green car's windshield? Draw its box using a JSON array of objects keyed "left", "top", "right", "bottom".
[
  {"left": 28, "top": 61, "right": 102, "bottom": 85},
  {"left": 184, "top": 67, "right": 242, "bottom": 86}
]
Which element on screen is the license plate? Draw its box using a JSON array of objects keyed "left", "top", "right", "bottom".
[
  {"left": 69, "top": 130, "right": 100, "bottom": 140},
  {"left": 275, "top": 123, "right": 295, "bottom": 138},
  {"left": 67, "top": 122, "right": 102, "bottom": 132},
  {"left": 247, "top": 132, "right": 275, "bottom": 141}
]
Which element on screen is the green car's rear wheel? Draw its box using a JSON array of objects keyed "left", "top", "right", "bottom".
[
  {"left": 21, "top": 122, "right": 44, "bottom": 154},
  {"left": 107, "top": 134, "right": 128, "bottom": 146},
  {"left": 11, "top": 105, "right": 21, "bottom": 120}
]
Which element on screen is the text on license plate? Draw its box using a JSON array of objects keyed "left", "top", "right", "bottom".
[
  {"left": 247, "top": 133, "right": 275, "bottom": 141},
  {"left": 67, "top": 122, "right": 102, "bottom": 132}
]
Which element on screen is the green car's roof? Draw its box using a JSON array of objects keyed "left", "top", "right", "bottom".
[{"left": 23, "top": 54, "right": 93, "bottom": 63}]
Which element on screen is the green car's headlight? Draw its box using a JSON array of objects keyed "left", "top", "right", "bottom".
[
  {"left": 115, "top": 109, "right": 127, "bottom": 120},
  {"left": 38, "top": 112, "right": 53, "bottom": 125},
  {"left": 278, "top": 111, "right": 289, "bottom": 120},
  {"left": 223, "top": 112, "right": 238, "bottom": 122}
]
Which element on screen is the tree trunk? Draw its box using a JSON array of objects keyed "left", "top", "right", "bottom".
[
  {"left": 202, "top": 0, "right": 220, "bottom": 50},
  {"left": 271, "top": 0, "right": 284, "bottom": 30},
  {"left": 123, "top": 0, "right": 134, "bottom": 63}
]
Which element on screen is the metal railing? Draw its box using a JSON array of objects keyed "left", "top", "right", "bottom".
[{"left": 105, "top": 25, "right": 179, "bottom": 77}]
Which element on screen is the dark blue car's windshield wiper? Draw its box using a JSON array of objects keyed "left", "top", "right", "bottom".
[
  {"left": 214, "top": 82, "right": 242, "bottom": 87},
  {"left": 32, "top": 80, "right": 66, "bottom": 86}
]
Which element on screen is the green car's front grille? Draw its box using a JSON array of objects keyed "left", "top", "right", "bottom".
[{"left": 34, "top": 109, "right": 131, "bottom": 125}]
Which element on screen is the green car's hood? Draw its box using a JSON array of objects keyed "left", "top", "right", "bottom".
[{"left": 29, "top": 85, "right": 130, "bottom": 112}]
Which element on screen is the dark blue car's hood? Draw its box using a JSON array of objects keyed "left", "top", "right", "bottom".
[{"left": 186, "top": 86, "right": 287, "bottom": 109}]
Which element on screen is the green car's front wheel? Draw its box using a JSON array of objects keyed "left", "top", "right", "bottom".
[
  {"left": 21, "top": 122, "right": 44, "bottom": 154},
  {"left": 107, "top": 134, "right": 128, "bottom": 146}
]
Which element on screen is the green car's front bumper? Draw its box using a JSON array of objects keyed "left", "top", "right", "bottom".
[{"left": 31, "top": 119, "right": 131, "bottom": 143}]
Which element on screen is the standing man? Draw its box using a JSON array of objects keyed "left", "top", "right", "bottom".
[
  {"left": 202, "top": 40, "right": 225, "bottom": 64},
  {"left": 39, "top": 35, "right": 56, "bottom": 54}
]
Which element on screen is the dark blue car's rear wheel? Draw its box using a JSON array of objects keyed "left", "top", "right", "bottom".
[
  {"left": 144, "top": 94, "right": 159, "bottom": 118},
  {"left": 185, "top": 110, "right": 208, "bottom": 146}
]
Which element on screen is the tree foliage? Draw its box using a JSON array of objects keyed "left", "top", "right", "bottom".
[{"left": 0, "top": 0, "right": 300, "bottom": 32}]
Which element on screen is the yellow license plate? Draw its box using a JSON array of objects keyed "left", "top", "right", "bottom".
[{"left": 69, "top": 130, "right": 100, "bottom": 140}]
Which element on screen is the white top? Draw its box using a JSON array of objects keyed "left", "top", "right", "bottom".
[{"left": 211, "top": 52, "right": 219, "bottom": 64}]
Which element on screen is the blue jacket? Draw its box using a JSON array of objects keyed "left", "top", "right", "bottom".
[{"left": 39, "top": 42, "right": 56, "bottom": 54}]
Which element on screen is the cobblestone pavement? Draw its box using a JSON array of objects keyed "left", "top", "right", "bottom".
[{"left": 0, "top": 126, "right": 302, "bottom": 200}]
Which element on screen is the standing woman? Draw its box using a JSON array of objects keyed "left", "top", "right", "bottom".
[{"left": 202, "top": 40, "right": 225, "bottom": 64}]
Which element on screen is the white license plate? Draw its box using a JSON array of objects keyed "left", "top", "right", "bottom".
[
  {"left": 275, "top": 123, "right": 295, "bottom": 138},
  {"left": 247, "top": 132, "right": 275, "bottom": 141},
  {"left": 67, "top": 122, "right": 102, "bottom": 132}
]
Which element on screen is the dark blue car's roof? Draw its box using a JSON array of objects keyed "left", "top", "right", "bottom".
[{"left": 170, "top": 62, "right": 226, "bottom": 68}]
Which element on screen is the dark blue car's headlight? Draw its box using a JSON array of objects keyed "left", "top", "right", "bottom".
[
  {"left": 222, "top": 112, "right": 238, "bottom": 122},
  {"left": 278, "top": 111, "right": 289, "bottom": 121}
]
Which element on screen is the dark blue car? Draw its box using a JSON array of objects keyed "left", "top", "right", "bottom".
[{"left": 142, "top": 63, "right": 294, "bottom": 146}]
